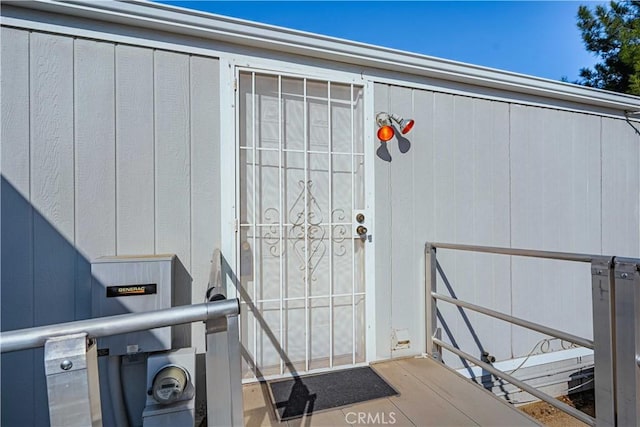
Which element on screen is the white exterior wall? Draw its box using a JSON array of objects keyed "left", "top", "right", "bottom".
[
  {"left": 1, "top": 2, "right": 639, "bottom": 423},
  {"left": 374, "top": 83, "right": 640, "bottom": 365},
  {"left": 1, "top": 27, "right": 221, "bottom": 425}
]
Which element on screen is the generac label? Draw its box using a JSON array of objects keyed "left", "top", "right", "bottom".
[{"left": 106, "top": 284, "right": 157, "bottom": 297}]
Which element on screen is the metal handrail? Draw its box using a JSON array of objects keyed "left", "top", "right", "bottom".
[
  {"left": 0, "top": 298, "right": 240, "bottom": 353},
  {"left": 434, "top": 339, "right": 596, "bottom": 426},
  {"left": 431, "top": 292, "right": 594, "bottom": 349},
  {"left": 428, "top": 243, "right": 640, "bottom": 425},
  {"left": 425, "top": 242, "right": 605, "bottom": 426},
  {"left": 429, "top": 242, "right": 598, "bottom": 263}
]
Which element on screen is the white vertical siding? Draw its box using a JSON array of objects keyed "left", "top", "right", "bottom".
[
  {"left": 1, "top": 28, "right": 31, "bottom": 195},
  {"left": 74, "top": 39, "right": 116, "bottom": 260},
  {"left": 190, "top": 56, "right": 221, "bottom": 347},
  {"left": 30, "top": 31, "right": 76, "bottom": 332},
  {"left": 374, "top": 82, "right": 638, "bottom": 367},
  {"left": 430, "top": 92, "right": 460, "bottom": 365},
  {"left": 470, "top": 100, "right": 511, "bottom": 362},
  {"left": 374, "top": 85, "right": 513, "bottom": 363},
  {"left": 115, "top": 45, "right": 156, "bottom": 255},
  {"left": 373, "top": 83, "right": 393, "bottom": 359},
  {"left": 154, "top": 51, "right": 191, "bottom": 270},
  {"left": 378, "top": 88, "right": 513, "bottom": 361},
  {"left": 510, "top": 106, "right": 601, "bottom": 356},
  {"left": 430, "top": 93, "right": 512, "bottom": 364},
  {"left": 433, "top": 92, "right": 456, "bottom": 243},
  {"left": 74, "top": 39, "right": 117, "bottom": 320},
  {"left": 412, "top": 90, "right": 435, "bottom": 240},
  {"left": 29, "top": 32, "right": 76, "bottom": 426},
  {"left": 473, "top": 101, "right": 511, "bottom": 247},
  {"left": 602, "top": 117, "right": 640, "bottom": 257},
  {"left": 1, "top": 28, "right": 221, "bottom": 425},
  {"left": 388, "top": 85, "right": 418, "bottom": 359},
  {"left": 511, "top": 107, "right": 601, "bottom": 254},
  {"left": 1, "top": 27, "right": 36, "bottom": 427},
  {"left": 411, "top": 89, "right": 435, "bottom": 358},
  {"left": 1, "top": 27, "right": 33, "bottom": 329},
  {"left": 450, "top": 96, "right": 482, "bottom": 365}
]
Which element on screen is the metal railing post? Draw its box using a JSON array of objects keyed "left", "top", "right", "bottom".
[
  {"left": 590, "top": 256, "right": 616, "bottom": 427},
  {"left": 612, "top": 258, "right": 640, "bottom": 426},
  {"left": 205, "top": 306, "right": 244, "bottom": 427},
  {"left": 425, "top": 243, "right": 440, "bottom": 360},
  {"left": 226, "top": 314, "right": 244, "bottom": 425},
  {"left": 44, "top": 333, "right": 102, "bottom": 427}
]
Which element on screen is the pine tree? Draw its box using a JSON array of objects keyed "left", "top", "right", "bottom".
[{"left": 577, "top": 1, "right": 640, "bottom": 95}]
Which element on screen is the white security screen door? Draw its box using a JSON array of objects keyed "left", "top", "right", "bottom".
[{"left": 236, "top": 70, "right": 367, "bottom": 379}]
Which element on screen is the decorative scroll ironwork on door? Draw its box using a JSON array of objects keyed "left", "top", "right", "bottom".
[{"left": 236, "top": 71, "right": 366, "bottom": 378}]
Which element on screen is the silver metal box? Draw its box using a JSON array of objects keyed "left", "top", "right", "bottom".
[{"left": 91, "top": 255, "right": 191, "bottom": 356}]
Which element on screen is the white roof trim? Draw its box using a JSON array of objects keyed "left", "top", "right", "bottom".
[{"left": 6, "top": 0, "right": 640, "bottom": 111}]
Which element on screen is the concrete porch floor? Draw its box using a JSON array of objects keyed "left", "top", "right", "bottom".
[{"left": 243, "top": 357, "right": 541, "bottom": 426}]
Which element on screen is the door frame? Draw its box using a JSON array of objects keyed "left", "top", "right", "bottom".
[{"left": 219, "top": 56, "right": 377, "bottom": 376}]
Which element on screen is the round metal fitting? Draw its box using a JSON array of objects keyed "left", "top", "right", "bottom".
[
  {"left": 355, "top": 213, "right": 365, "bottom": 223},
  {"left": 60, "top": 360, "right": 73, "bottom": 371},
  {"left": 621, "top": 273, "right": 629, "bottom": 279},
  {"left": 356, "top": 225, "right": 368, "bottom": 235}
]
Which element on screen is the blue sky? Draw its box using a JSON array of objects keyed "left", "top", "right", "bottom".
[{"left": 158, "top": 1, "right": 603, "bottom": 82}]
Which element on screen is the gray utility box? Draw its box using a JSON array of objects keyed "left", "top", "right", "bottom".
[{"left": 91, "top": 255, "right": 191, "bottom": 356}]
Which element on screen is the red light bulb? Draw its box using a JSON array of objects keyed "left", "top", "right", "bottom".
[{"left": 377, "top": 125, "right": 394, "bottom": 142}]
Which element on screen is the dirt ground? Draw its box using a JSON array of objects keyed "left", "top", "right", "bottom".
[{"left": 519, "top": 391, "right": 595, "bottom": 427}]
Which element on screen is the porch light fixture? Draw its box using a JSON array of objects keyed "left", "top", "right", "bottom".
[{"left": 376, "top": 112, "right": 415, "bottom": 142}]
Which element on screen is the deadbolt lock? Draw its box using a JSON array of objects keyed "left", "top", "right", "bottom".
[
  {"left": 356, "top": 225, "right": 368, "bottom": 235},
  {"left": 355, "top": 213, "right": 365, "bottom": 223}
]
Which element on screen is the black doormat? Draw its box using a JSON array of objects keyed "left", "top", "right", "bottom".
[{"left": 268, "top": 366, "right": 398, "bottom": 421}]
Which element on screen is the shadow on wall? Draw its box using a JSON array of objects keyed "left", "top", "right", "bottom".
[
  {"left": 435, "top": 260, "right": 512, "bottom": 401},
  {"left": 375, "top": 124, "right": 412, "bottom": 162},
  {"left": 1, "top": 175, "right": 88, "bottom": 426},
  {"left": 0, "top": 176, "right": 192, "bottom": 426}
]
